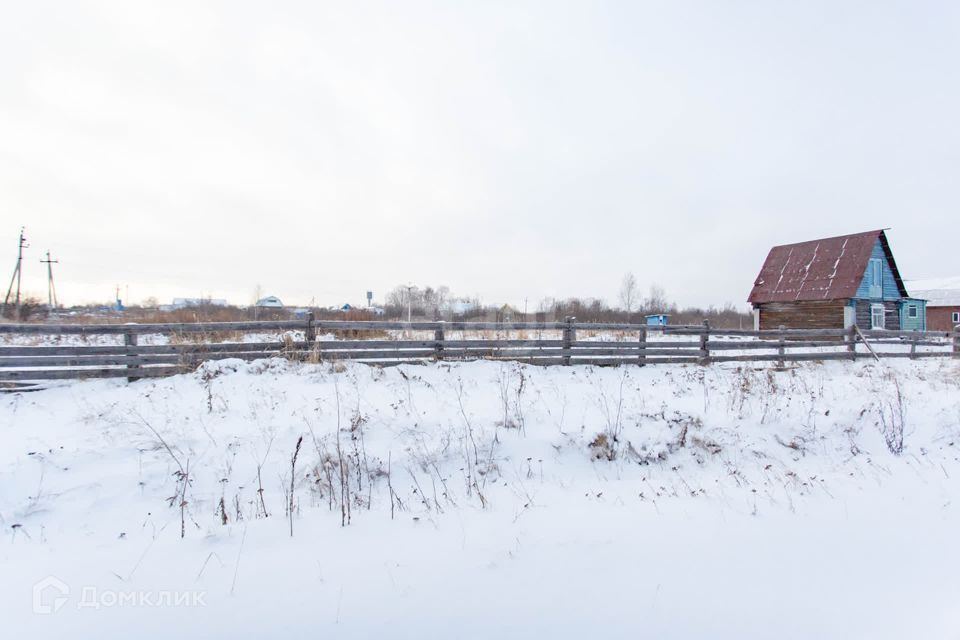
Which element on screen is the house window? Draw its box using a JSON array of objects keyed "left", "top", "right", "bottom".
[
  {"left": 871, "top": 303, "right": 885, "bottom": 329},
  {"left": 907, "top": 305, "right": 918, "bottom": 319},
  {"left": 953, "top": 311, "right": 960, "bottom": 324}
]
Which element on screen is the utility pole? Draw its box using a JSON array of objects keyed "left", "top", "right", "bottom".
[
  {"left": 405, "top": 284, "right": 413, "bottom": 323},
  {"left": 3, "top": 227, "right": 28, "bottom": 320},
  {"left": 40, "top": 250, "right": 59, "bottom": 309}
]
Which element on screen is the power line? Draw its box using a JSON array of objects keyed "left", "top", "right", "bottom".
[
  {"left": 40, "top": 250, "right": 59, "bottom": 309},
  {"left": 3, "top": 227, "right": 28, "bottom": 320}
]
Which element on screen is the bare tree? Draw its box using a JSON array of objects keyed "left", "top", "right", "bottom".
[
  {"left": 645, "top": 283, "right": 669, "bottom": 312},
  {"left": 619, "top": 272, "right": 638, "bottom": 313}
]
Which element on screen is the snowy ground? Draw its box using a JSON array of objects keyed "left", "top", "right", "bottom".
[{"left": 2, "top": 358, "right": 960, "bottom": 638}]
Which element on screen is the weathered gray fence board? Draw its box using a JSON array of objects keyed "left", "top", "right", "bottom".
[
  {"left": 0, "top": 343, "right": 295, "bottom": 358},
  {"left": 319, "top": 349, "right": 439, "bottom": 360},
  {"left": 662, "top": 327, "right": 851, "bottom": 337},
  {"left": 708, "top": 340, "right": 846, "bottom": 351},
  {"left": 0, "top": 321, "right": 305, "bottom": 335},
  {"left": 0, "top": 367, "right": 184, "bottom": 381},
  {"left": 863, "top": 339, "right": 949, "bottom": 347},
  {"left": 0, "top": 352, "right": 302, "bottom": 367},
  {"left": 709, "top": 352, "right": 857, "bottom": 363},
  {"left": 317, "top": 339, "right": 567, "bottom": 349},
  {"left": 0, "top": 342, "right": 295, "bottom": 356},
  {"left": 319, "top": 340, "right": 433, "bottom": 349},
  {"left": 571, "top": 340, "right": 702, "bottom": 348}
]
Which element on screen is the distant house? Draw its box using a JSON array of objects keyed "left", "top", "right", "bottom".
[
  {"left": 255, "top": 296, "right": 284, "bottom": 308},
  {"left": 906, "top": 277, "right": 960, "bottom": 331},
  {"left": 496, "top": 304, "right": 519, "bottom": 322},
  {"left": 748, "top": 230, "right": 926, "bottom": 331}
]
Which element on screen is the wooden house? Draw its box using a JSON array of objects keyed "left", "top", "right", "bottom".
[
  {"left": 906, "top": 277, "right": 960, "bottom": 332},
  {"left": 748, "top": 230, "right": 926, "bottom": 331}
]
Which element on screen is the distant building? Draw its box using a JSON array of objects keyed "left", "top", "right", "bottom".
[
  {"left": 171, "top": 297, "right": 229, "bottom": 309},
  {"left": 496, "top": 304, "right": 520, "bottom": 322},
  {"left": 646, "top": 314, "right": 669, "bottom": 327},
  {"left": 447, "top": 300, "right": 478, "bottom": 315},
  {"left": 906, "top": 277, "right": 960, "bottom": 331},
  {"left": 255, "top": 296, "right": 284, "bottom": 308},
  {"left": 748, "top": 230, "right": 926, "bottom": 331}
]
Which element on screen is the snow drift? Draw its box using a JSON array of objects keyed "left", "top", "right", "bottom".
[{"left": 2, "top": 358, "right": 960, "bottom": 639}]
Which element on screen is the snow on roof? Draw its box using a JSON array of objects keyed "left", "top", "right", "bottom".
[
  {"left": 906, "top": 276, "right": 960, "bottom": 306},
  {"left": 255, "top": 296, "right": 284, "bottom": 307}
]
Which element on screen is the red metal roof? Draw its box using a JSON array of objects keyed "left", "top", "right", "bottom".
[{"left": 748, "top": 230, "right": 906, "bottom": 304}]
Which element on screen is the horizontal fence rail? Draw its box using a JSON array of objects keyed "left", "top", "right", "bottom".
[{"left": 0, "top": 315, "right": 957, "bottom": 384}]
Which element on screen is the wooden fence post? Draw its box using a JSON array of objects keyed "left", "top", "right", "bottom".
[
  {"left": 124, "top": 325, "right": 140, "bottom": 382},
  {"left": 305, "top": 311, "right": 316, "bottom": 345},
  {"left": 562, "top": 316, "right": 576, "bottom": 365},
  {"left": 305, "top": 311, "right": 318, "bottom": 362},
  {"left": 848, "top": 324, "right": 857, "bottom": 361},
  {"left": 909, "top": 332, "right": 918, "bottom": 360},
  {"left": 435, "top": 321, "right": 445, "bottom": 361},
  {"left": 777, "top": 325, "right": 786, "bottom": 369},
  {"left": 638, "top": 326, "right": 647, "bottom": 367},
  {"left": 953, "top": 325, "right": 960, "bottom": 358},
  {"left": 699, "top": 320, "right": 710, "bottom": 364}
]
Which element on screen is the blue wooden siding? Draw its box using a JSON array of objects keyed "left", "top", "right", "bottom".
[
  {"left": 900, "top": 298, "right": 927, "bottom": 331},
  {"left": 854, "top": 239, "right": 901, "bottom": 300}
]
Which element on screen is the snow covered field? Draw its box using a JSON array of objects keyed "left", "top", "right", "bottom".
[{"left": 3, "top": 358, "right": 960, "bottom": 638}]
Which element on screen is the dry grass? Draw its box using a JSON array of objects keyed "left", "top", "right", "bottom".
[
  {"left": 169, "top": 330, "right": 247, "bottom": 345},
  {"left": 328, "top": 310, "right": 388, "bottom": 339},
  {"left": 588, "top": 433, "right": 616, "bottom": 461}
]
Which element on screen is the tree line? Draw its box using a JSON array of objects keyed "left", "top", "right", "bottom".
[{"left": 379, "top": 274, "right": 751, "bottom": 329}]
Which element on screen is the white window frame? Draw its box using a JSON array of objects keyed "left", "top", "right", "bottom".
[
  {"left": 953, "top": 311, "right": 960, "bottom": 324},
  {"left": 871, "top": 303, "right": 886, "bottom": 330},
  {"left": 907, "top": 304, "right": 918, "bottom": 319}
]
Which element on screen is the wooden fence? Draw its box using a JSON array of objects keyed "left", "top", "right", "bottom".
[{"left": 0, "top": 315, "right": 957, "bottom": 385}]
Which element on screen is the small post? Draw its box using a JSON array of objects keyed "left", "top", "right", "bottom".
[
  {"left": 848, "top": 324, "right": 858, "bottom": 361},
  {"left": 638, "top": 326, "right": 647, "bottom": 367},
  {"left": 124, "top": 325, "right": 140, "bottom": 382},
  {"left": 909, "top": 333, "right": 917, "bottom": 360},
  {"left": 434, "top": 321, "right": 445, "bottom": 361},
  {"left": 953, "top": 325, "right": 960, "bottom": 358},
  {"left": 562, "top": 316, "right": 576, "bottom": 365},
  {"left": 305, "top": 311, "right": 316, "bottom": 359},
  {"left": 777, "top": 324, "right": 786, "bottom": 369},
  {"left": 305, "top": 311, "right": 316, "bottom": 344},
  {"left": 699, "top": 319, "right": 710, "bottom": 364}
]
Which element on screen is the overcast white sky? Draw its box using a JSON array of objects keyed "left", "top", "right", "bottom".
[{"left": 1, "top": 1, "right": 958, "bottom": 309}]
